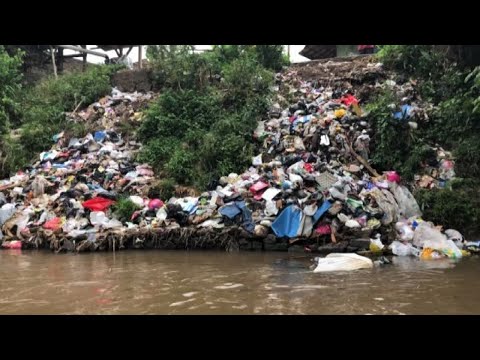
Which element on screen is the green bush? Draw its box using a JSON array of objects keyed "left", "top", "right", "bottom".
[
  {"left": 112, "top": 198, "right": 142, "bottom": 223},
  {"left": 375, "top": 45, "right": 480, "bottom": 235},
  {"left": 212, "top": 45, "right": 289, "bottom": 72},
  {"left": 415, "top": 179, "right": 480, "bottom": 238},
  {"left": 0, "top": 64, "right": 120, "bottom": 177},
  {"left": 366, "top": 90, "right": 428, "bottom": 180},
  {"left": 140, "top": 47, "right": 274, "bottom": 190},
  {"left": 154, "top": 178, "right": 176, "bottom": 200},
  {"left": 0, "top": 46, "right": 23, "bottom": 134}
]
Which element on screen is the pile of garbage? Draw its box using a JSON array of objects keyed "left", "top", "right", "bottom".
[
  {"left": 0, "top": 61, "right": 473, "bottom": 256},
  {"left": 0, "top": 89, "right": 159, "bottom": 251},
  {"left": 414, "top": 147, "right": 456, "bottom": 190}
]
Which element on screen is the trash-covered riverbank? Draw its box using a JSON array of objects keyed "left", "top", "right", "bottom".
[{"left": 1, "top": 57, "right": 476, "bottom": 261}]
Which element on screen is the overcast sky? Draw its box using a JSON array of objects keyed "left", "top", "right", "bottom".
[{"left": 66, "top": 45, "right": 309, "bottom": 64}]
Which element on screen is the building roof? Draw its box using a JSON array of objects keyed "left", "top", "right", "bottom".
[
  {"left": 299, "top": 45, "right": 336, "bottom": 60},
  {"left": 96, "top": 45, "right": 139, "bottom": 51}
]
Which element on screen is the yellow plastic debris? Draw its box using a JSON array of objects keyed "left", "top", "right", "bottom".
[{"left": 335, "top": 109, "right": 346, "bottom": 118}]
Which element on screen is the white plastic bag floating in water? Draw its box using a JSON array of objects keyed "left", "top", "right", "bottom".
[
  {"left": 391, "top": 240, "right": 419, "bottom": 257},
  {"left": 313, "top": 253, "right": 373, "bottom": 273}
]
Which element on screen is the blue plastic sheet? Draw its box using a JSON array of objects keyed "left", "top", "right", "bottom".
[
  {"left": 271, "top": 205, "right": 303, "bottom": 238},
  {"left": 393, "top": 105, "right": 412, "bottom": 120}
]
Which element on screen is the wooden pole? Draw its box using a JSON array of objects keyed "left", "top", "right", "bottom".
[
  {"left": 57, "top": 47, "right": 64, "bottom": 74},
  {"left": 138, "top": 46, "right": 142, "bottom": 69},
  {"left": 81, "top": 45, "right": 87, "bottom": 72},
  {"left": 49, "top": 46, "right": 58, "bottom": 79}
]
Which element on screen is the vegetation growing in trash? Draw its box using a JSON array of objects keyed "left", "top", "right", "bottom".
[
  {"left": 0, "top": 61, "right": 122, "bottom": 178},
  {"left": 112, "top": 198, "right": 142, "bottom": 223},
  {"left": 374, "top": 45, "right": 480, "bottom": 236},
  {"left": 139, "top": 45, "right": 280, "bottom": 189},
  {"left": 415, "top": 179, "right": 480, "bottom": 238}
]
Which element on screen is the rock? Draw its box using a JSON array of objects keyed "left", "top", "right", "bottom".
[
  {"left": 349, "top": 238, "right": 371, "bottom": 250},
  {"left": 288, "top": 244, "right": 305, "bottom": 253},
  {"left": 263, "top": 234, "right": 277, "bottom": 244},
  {"left": 316, "top": 240, "right": 348, "bottom": 254},
  {"left": 264, "top": 242, "right": 289, "bottom": 251}
]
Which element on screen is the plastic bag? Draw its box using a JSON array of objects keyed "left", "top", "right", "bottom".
[
  {"left": 391, "top": 183, "right": 422, "bottom": 219},
  {"left": 367, "top": 218, "right": 381, "bottom": 229},
  {"left": 156, "top": 208, "right": 168, "bottom": 221},
  {"left": 445, "top": 229, "right": 463, "bottom": 242},
  {"left": 90, "top": 211, "right": 123, "bottom": 229},
  {"left": 391, "top": 241, "right": 419, "bottom": 257},
  {"left": 148, "top": 199, "right": 164, "bottom": 211},
  {"left": 294, "top": 137, "right": 305, "bottom": 151},
  {"left": 320, "top": 134, "right": 330, "bottom": 146},
  {"left": 43, "top": 217, "right": 63, "bottom": 231},
  {"left": 0, "top": 203, "right": 16, "bottom": 226},
  {"left": 329, "top": 187, "right": 346, "bottom": 201},
  {"left": 370, "top": 237, "right": 384, "bottom": 252},
  {"left": 287, "top": 161, "right": 305, "bottom": 174},
  {"left": 413, "top": 222, "right": 446, "bottom": 248},
  {"left": 264, "top": 200, "right": 279, "bottom": 216},
  {"left": 345, "top": 219, "right": 361, "bottom": 228},
  {"left": 313, "top": 253, "right": 373, "bottom": 273},
  {"left": 289, "top": 173, "right": 304, "bottom": 187},
  {"left": 9, "top": 213, "right": 30, "bottom": 238},
  {"left": 423, "top": 238, "right": 462, "bottom": 259},
  {"left": 252, "top": 154, "right": 263, "bottom": 166},
  {"left": 82, "top": 197, "right": 115, "bottom": 212},
  {"left": 2, "top": 240, "right": 22, "bottom": 249},
  {"left": 395, "top": 221, "right": 414, "bottom": 241},
  {"left": 386, "top": 171, "right": 401, "bottom": 183},
  {"left": 90, "top": 212, "right": 107, "bottom": 226},
  {"left": 420, "top": 248, "right": 444, "bottom": 260},
  {"left": 129, "top": 196, "right": 145, "bottom": 208}
]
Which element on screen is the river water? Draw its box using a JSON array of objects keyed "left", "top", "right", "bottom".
[{"left": 1, "top": 250, "right": 479, "bottom": 314}]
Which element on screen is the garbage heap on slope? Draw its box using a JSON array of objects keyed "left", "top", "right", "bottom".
[{"left": 0, "top": 62, "right": 471, "bottom": 256}]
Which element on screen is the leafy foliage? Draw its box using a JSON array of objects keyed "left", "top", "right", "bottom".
[{"left": 139, "top": 45, "right": 277, "bottom": 189}]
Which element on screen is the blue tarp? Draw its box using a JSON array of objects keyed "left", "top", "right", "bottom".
[
  {"left": 313, "top": 200, "right": 332, "bottom": 223},
  {"left": 219, "top": 200, "right": 255, "bottom": 233},
  {"left": 271, "top": 205, "right": 303, "bottom": 238},
  {"left": 271, "top": 201, "right": 332, "bottom": 238},
  {"left": 219, "top": 203, "right": 241, "bottom": 219},
  {"left": 236, "top": 200, "right": 255, "bottom": 233}
]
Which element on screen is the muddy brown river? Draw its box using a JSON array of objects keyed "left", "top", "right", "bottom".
[{"left": 1, "top": 249, "right": 479, "bottom": 314}]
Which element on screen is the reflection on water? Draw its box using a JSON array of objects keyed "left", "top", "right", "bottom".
[{"left": 1, "top": 250, "right": 480, "bottom": 314}]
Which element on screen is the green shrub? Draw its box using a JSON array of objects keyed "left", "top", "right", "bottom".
[
  {"left": 112, "top": 197, "right": 141, "bottom": 223},
  {"left": 139, "top": 47, "right": 274, "bottom": 190},
  {"left": 0, "top": 46, "right": 23, "bottom": 133},
  {"left": 154, "top": 178, "right": 176, "bottom": 200},
  {"left": 0, "top": 65, "right": 120, "bottom": 177},
  {"left": 415, "top": 179, "right": 480, "bottom": 238}
]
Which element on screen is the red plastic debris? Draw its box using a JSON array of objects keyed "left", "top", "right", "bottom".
[{"left": 82, "top": 197, "right": 115, "bottom": 212}]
